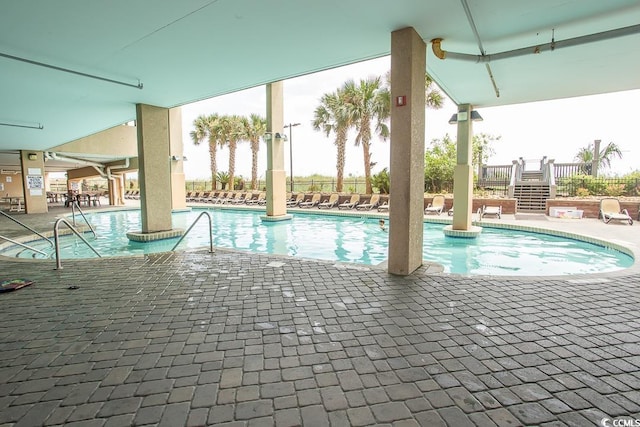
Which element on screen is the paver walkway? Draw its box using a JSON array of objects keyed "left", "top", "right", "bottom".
[{"left": 1, "top": 206, "right": 639, "bottom": 426}]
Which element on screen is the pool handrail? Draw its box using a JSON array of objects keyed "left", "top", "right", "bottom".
[
  {"left": 0, "top": 234, "right": 48, "bottom": 257},
  {"left": 0, "top": 209, "right": 54, "bottom": 247},
  {"left": 54, "top": 217, "right": 102, "bottom": 270},
  {"left": 171, "top": 211, "right": 214, "bottom": 253},
  {"left": 71, "top": 200, "right": 96, "bottom": 238}
]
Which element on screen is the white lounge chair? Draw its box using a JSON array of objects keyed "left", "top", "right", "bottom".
[
  {"left": 299, "top": 193, "right": 321, "bottom": 208},
  {"left": 479, "top": 205, "right": 501, "bottom": 219},
  {"left": 600, "top": 198, "right": 633, "bottom": 225},
  {"left": 355, "top": 194, "right": 380, "bottom": 211},
  {"left": 338, "top": 194, "right": 360, "bottom": 210},
  {"left": 287, "top": 193, "right": 305, "bottom": 207},
  {"left": 424, "top": 195, "right": 445, "bottom": 215},
  {"left": 318, "top": 193, "right": 339, "bottom": 209}
]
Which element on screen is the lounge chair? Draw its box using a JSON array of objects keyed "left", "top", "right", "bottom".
[
  {"left": 195, "top": 192, "right": 211, "bottom": 203},
  {"left": 355, "top": 194, "right": 380, "bottom": 211},
  {"left": 424, "top": 195, "right": 445, "bottom": 215},
  {"left": 318, "top": 193, "right": 339, "bottom": 209},
  {"left": 479, "top": 205, "right": 502, "bottom": 219},
  {"left": 230, "top": 192, "right": 249, "bottom": 204},
  {"left": 246, "top": 192, "right": 265, "bottom": 205},
  {"left": 600, "top": 197, "right": 633, "bottom": 225},
  {"left": 447, "top": 205, "right": 454, "bottom": 216},
  {"left": 299, "top": 193, "right": 321, "bottom": 208},
  {"left": 377, "top": 200, "right": 389, "bottom": 212},
  {"left": 206, "top": 191, "right": 222, "bottom": 203},
  {"left": 338, "top": 194, "right": 360, "bottom": 210},
  {"left": 287, "top": 193, "right": 305, "bottom": 207}
]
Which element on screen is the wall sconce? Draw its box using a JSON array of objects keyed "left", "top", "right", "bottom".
[
  {"left": 263, "top": 132, "right": 288, "bottom": 142},
  {"left": 28, "top": 153, "right": 37, "bottom": 161},
  {"left": 448, "top": 110, "right": 483, "bottom": 124}
]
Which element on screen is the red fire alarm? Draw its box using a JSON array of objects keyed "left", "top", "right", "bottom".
[{"left": 396, "top": 95, "right": 406, "bottom": 106}]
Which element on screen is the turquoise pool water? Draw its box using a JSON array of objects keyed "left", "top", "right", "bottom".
[{"left": 0, "top": 209, "right": 633, "bottom": 275}]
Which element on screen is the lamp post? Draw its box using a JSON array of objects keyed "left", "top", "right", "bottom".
[{"left": 284, "top": 123, "right": 300, "bottom": 192}]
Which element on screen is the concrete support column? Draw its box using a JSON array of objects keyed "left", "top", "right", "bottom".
[
  {"left": 592, "top": 139, "right": 601, "bottom": 177},
  {"left": 169, "top": 107, "right": 186, "bottom": 210},
  {"left": 265, "top": 82, "right": 287, "bottom": 218},
  {"left": 388, "top": 27, "right": 426, "bottom": 276},
  {"left": 19, "top": 150, "right": 48, "bottom": 214},
  {"left": 107, "top": 177, "right": 124, "bottom": 206},
  {"left": 136, "top": 104, "right": 173, "bottom": 233},
  {"left": 452, "top": 104, "right": 474, "bottom": 230}
]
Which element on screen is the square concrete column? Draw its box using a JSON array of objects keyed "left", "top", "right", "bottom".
[
  {"left": 388, "top": 27, "right": 426, "bottom": 275},
  {"left": 136, "top": 104, "right": 173, "bottom": 233},
  {"left": 452, "top": 104, "right": 474, "bottom": 230},
  {"left": 19, "top": 150, "right": 48, "bottom": 214},
  {"left": 169, "top": 107, "right": 187, "bottom": 210},
  {"left": 265, "top": 82, "right": 287, "bottom": 218}
]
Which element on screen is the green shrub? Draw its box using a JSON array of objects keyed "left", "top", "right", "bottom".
[
  {"left": 371, "top": 167, "right": 390, "bottom": 194},
  {"left": 575, "top": 187, "right": 590, "bottom": 197},
  {"left": 604, "top": 184, "right": 625, "bottom": 197}
]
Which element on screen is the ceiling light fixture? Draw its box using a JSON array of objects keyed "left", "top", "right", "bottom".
[
  {"left": 0, "top": 51, "right": 144, "bottom": 90},
  {"left": 0, "top": 121, "right": 43, "bottom": 130}
]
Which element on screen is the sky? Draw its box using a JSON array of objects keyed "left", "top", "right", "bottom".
[{"left": 181, "top": 56, "right": 640, "bottom": 180}]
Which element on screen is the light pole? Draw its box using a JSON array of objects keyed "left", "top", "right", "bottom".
[{"left": 284, "top": 123, "right": 300, "bottom": 192}]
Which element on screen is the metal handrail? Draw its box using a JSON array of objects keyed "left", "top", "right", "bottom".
[
  {"left": 71, "top": 200, "right": 96, "bottom": 238},
  {"left": 171, "top": 211, "right": 214, "bottom": 252},
  {"left": 0, "top": 235, "right": 48, "bottom": 257},
  {"left": 0, "top": 209, "right": 54, "bottom": 247},
  {"left": 54, "top": 218, "right": 102, "bottom": 270}
]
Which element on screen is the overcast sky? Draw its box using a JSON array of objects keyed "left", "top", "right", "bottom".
[{"left": 181, "top": 56, "right": 640, "bottom": 180}]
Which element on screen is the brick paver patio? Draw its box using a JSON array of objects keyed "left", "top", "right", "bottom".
[{"left": 1, "top": 206, "right": 639, "bottom": 426}]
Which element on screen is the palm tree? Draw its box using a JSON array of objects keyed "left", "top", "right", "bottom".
[
  {"left": 190, "top": 113, "right": 220, "bottom": 188},
  {"left": 575, "top": 141, "right": 623, "bottom": 172},
  {"left": 424, "top": 73, "right": 444, "bottom": 109},
  {"left": 312, "top": 89, "right": 351, "bottom": 192},
  {"left": 342, "top": 76, "right": 390, "bottom": 194},
  {"left": 218, "top": 115, "right": 245, "bottom": 190},
  {"left": 243, "top": 114, "right": 266, "bottom": 190}
]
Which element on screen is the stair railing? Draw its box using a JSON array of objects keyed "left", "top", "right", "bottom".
[
  {"left": 0, "top": 235, "right": 48, "bottom": 257},
  {"left": 171, "top": 211, "right": 214, "bottom": 253},
  {"left": 54, "top": 218, "right": 102, "bottom": 270},
  {"left": 71, "top": 200, "right": 96, "bottom": 238},
  {"left": 0, "top": 209, "right": 54, "bottom": 247},
  {"left": 508, "top": 159, "right": 522, "bottom": 198}
]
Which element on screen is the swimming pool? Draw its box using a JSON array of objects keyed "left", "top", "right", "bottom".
[{"left": 0, "top": 208, "right": 633, "bottom": 275}]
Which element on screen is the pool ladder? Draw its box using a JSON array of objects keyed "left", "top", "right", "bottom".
[
  {"left": 0, "top": 209, "right": 53, "bottom": 258},
  {"left": 171, "top": 211, "right": 214, "bottom": 253}
]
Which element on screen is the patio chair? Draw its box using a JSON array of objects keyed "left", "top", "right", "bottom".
[
  {"left": 355, "top": 194, "right": 380, "bottom": 211},
  {"left": 600, "top": 197, "right": 633, "bottom": 225},
  {"left": 377, "top": 200, "right": 389, "bottom": 212},
  {"left": 479, "top": 205, "right": 502, "bottom": 219},
  {"left": 338, "top": 194, "right": 360, "bottom": 210},
  {"left": 287, "top": 193, "right": 305, "bottom": 207},
  {"left": 246, "top": 192, "right": 265, "bottom": 205},
  {"left": 318, "top": 193, "right": 339, "bottom": 209},
  {"left": 424, "top": 194, "right": 445, "bottom": 215},
  {"left": 299, "top": 193, "right": 321, "bottom": 208}
]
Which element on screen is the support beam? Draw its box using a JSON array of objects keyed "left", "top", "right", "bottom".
[
  {"left": 19, "top": 150, "right": 47, "bottom": 214},
  {"left": 169, "top": 107, "right": 186, "bottom": 210},
  {"left": 265, "top": 82, "right": 289, "bottom": 220},
  {"left": 135, "top": 104, "right": 173, "bottom": 233},
  {"left": 388, "top": 27, "right": 426, "bottom": 275},
  {"left": 452, "top": 104, "right": 474, "bottom": 230}
]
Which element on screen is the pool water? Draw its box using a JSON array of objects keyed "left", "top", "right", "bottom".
[{"left": 0, "top": 209, "right": 633, "bottom": 275}]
